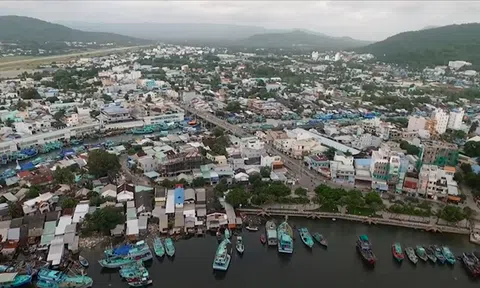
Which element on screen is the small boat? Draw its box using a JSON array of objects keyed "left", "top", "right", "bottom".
[
  {"left": 236, "top": 236, "right": 244, "bottom": 254},
  {"left": 245, "top": 226, "right": 259, "bottom": 232},
  {"left": 153, "top": 237, "right": 165, "bottom": 257},
  {"left": 212, "top": 239, "right": 232, "bottom": 271},
  {"left": 126, "top": 277, "right": 152, "bottom": 287},
  {"left": 462, "top": 252, "right": 480, "bottom": 277},
  {"left": 260, "top": 234, "right": 266, "bottom": 245},
  {"left": 78, "top": 255, "right": 89, "bottom": 268},
  {"left": 415, "top": 245, "right": 428, "bottom": 262},
  {"left": 265, "top": 221, "right": 277, "bottom": 246},
  {"left": 120, "top": 261, "right": 148, "bottom": 279},
  {"left": 441, "top": 246, "right": 456, "bottom": 265},
  {"left": 216, "top": 229, "right": 223, "bottom": 241},
  {"left": 392, "top": 243, "right": 404, "bottom": 262},
  {"left": 165, "top": 238, "right": 175, "bottom": 257},
  {"left": 405, "top": 247, "right": 418, "bottom": 264},
  {"left": 99, "top": 241, "right": 153, "bottom": 268},
  {"left": 312, "top": 232, "right": 328, "bottom": 247},
  {"left": 424, "top": 246, "right": 437, "bottom": 263},
  {"left": 298, "top": 228, "right": 314, "bottom": 248},
  {"left": 224, "top": 228, "right": 231, "bottom": 239},
  {"left": 432, "top": 245, "right": 446, "bottom": 264},
  {"left": 36, "top": 268, "right": 93, "bottom": 288},
  {"left": 0, "top": 273, "right": 32, "bottom": 288},
  {"left": 356, "top": 235, "right": 376, "bottom": 266}
]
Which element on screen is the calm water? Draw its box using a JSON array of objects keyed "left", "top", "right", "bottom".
[{"left": 83, "top": 218, "right": 478, "bottom": 288}]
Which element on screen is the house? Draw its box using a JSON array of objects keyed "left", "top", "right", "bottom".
[
  {"left": 72, "top": 203, "right": 89, "bottom": 223},
  {"left": 137, "top": 156, "right": 156, "bottom": 172},
  {"left": 195, "top": 188, "right": 207, "bottom": 218},
  {"left": 39, "top": 221, "right": 56, "bottom": 250},
  {"left": 55, "top": 216, "right": 72, "bottom": 236},
  {"left": 126, "top": 219, "right": 139, "bottom": 240},
  {"left": 117, "top": 183, "right": 134, "bottom": 202},
  {"left": 0, "top": 220, "right": 11, "bottom": 243},
  {"left": 101, "top": 184, "right": 117, "bottom": 198},
  {"left": 23, "top": 214, "right": 45, "bottom": 244},
  {"left": 75, "top": 188, "right": 91, "bottom": 199},
  {"left": 206, "top": 213, "right": 228, "bottom": 231},
  {"left": 47, "top": 238, "right": 65, "bottom": 266},
  {"left": 22, "top": 192, "right": 54, "bottom": 215},
  {"left": 135, "top": 186, "right": 154, "bottom": 218}
]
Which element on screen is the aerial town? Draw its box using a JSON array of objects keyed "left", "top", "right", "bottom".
[{"left": 0, "top": 42, "right": 480, "bottom": 285}]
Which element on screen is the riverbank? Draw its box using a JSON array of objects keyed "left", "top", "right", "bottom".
[{"left": 238, "top": 208, "right": 471, "bottom": 235}]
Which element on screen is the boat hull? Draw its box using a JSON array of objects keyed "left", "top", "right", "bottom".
[{"left": 0, "top": 275, "right": 32, "bottom": 288}]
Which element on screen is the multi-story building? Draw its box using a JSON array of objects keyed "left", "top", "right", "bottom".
[
  {"left": 158, "top": 150, "right": 203, "bottom": 176},
  {"left": 48, "top": 102, "right": 82, "bottom": 114},
  {"left": 330, "top": 152, "right": 355, "bottom": 186},
  {"left": 447, "top": 108, "right": 464, "bottom": 130},
  {"left": 407, "top": 115, "right": 426, "bottom": 132},
  {"left": 421, "top": 141, "right": 459, "bottom": 167},
  {"left": 431, "top": 109, "right": 449, "bottom": 135},
  {"left": 417, "top": 165, "right": 458, "bottom": 200},
  {"left": 101, "top": 106, "right": 131, "bottom": 123},
  {"left": 304, "top": 154, "right": 330, "bottom": 177},
  {"left": 370, "top": 145, "right": 409, "bottom": 192}
]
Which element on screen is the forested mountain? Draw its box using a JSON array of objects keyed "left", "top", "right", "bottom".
[{"left": 357, "top": 23, "right": 480, "bottom": 69}]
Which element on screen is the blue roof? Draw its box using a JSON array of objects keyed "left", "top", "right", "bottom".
[
  {"left": 174, "top": 187, "right": 184, "bottom": 205},
  {"left": 355, "top": 159, "right": 371, "bottom": 166},
  {"left": 472, "top": 165, "right": 480, "bottom": 175},
  {"left": 21, "top": 162, "right": 35, "bottom": 171}
]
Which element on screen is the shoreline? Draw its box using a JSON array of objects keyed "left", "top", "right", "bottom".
[{"left": 238, "top": 208, "right": 471, "bottom": 235}]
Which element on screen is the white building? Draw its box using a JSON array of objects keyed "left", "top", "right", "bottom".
[
  {"left": 48, "top": 102, "right": 81, "bottom": 114},
  {"left": 447, "top": 108, "right": 464, "bottom": 130},
  {"left": 417, "top": 165, "right": 458, "bottom": 200},
  {"left": 330, "top": 152, "right": 355, "bottom": 185},
  {"left": 101, "top": 106, "right": 131, "bottom": 123},
  {"left": 431, "top": 108, "right": 449, "bottom": 135},
  {"left": 407, "top": 115, "right": 427, "bottom": 132}
]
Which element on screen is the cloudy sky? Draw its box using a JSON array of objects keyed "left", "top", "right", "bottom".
[{"left": 0, "top": 1, "right": 479, "bottom": 41}]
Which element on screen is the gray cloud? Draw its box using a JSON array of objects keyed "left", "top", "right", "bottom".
[{"left": 0, "top": 1, "right": 479, "bottom": 41}]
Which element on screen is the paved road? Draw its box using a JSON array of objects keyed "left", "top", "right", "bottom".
[{"left": 119, "top": 154, "right": 151, "bottom": 186}]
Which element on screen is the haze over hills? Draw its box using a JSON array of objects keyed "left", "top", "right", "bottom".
[
  {"left": 357, "top": 23, "right": 480, "bottom": 69},
  {"left": 0, "top": 16, "right": 149, "bottom": 47}
]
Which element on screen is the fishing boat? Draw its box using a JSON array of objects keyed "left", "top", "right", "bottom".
[
  {"left": 441, "top": 246, "right": 456, "bottom": 265},
  {"left": 78, "top": 256, "right": 89, "bottom": 268},
  {"left": 216, "top": 229, "right": 223, "bottom": 241},
  {"left": 405, "top": 247, "right": 418, "bottom": 264},
  {"left": 432, "top": 245, "right": 446, "bottom": 264},
  {"left": 126, "top": 276, "right": 152, "bottom": 287},
  {"left": 212, "top": 239, "right": 232, "bottom": 271},
  {"left": 356, "top": 235, "right": 376, "bottom": 266},
  {"left": 415, "top": 245, "right": 428, "bottom": 262},
  {"left": 236, "top": 236, "right": 244, "bottom": 254},
  {"left": 0, "top": 273, "right": 32, "bottom": 288},
  {"left": 99, "top": 241, "right": 153, "bottom": 268},
  {"left": 119, "top": 261, "right": 148, "bottom": 279},
  {"left": 462, "top": 252, "right": 480, "bottom": 277},
  {"left": 392, "top": 243, "right": 404, "bottom": 262},
  {"left": 312, "top": 232, "right": 328, "bottom": 247},
  {"left": 260, "top": 234, "right": 266, "bottom": 245},
  {"left": 277, "top": 219, "right": 293, "bottom": 254},
  {"left": 245, "top": 226, "right": 259, "bottom": 232},
  {"left": 153, "top": 237, "right": 165, "bottom": 257},
  {"left": 424, "top": 246, "right": 437, "bottom": 263},
  {"left": 36, "top": 268, "right": 93, "bottom": 288},
  {"left": 165, "top": 238, "right": 175, "bottom": 257},
  {"left": 298, "top": 228, "right": 314, "bottom": 248},
  {"left": 265, "top": 221, "right": 277, "bottom": 246},
  {"left": 224, "top": 228, "right": 231, "bottom": 239}
]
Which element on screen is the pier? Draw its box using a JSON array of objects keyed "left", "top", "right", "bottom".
[{"left": 237, "top": 208, "right": 471, "bottom": 235}]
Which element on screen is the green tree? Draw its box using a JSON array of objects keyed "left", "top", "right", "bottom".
[
  {"left": 214, "top": 179, "right": 228, "bottom": 197},
  {"left": 54, "top": 166, "right": 74, "bottom": 185},
  {"left": 84, "top": 207, "right": 124, "bottom": 234},
  {"left": 294, "top": 187, "right": 307, "bottom": 197},
  {"left": 469, "top": 121, "right": 479, "bottom": 134},
  {"left": 213, "top": 127, "right": 224, "bottom": 138},
  {"left": 60, "top": 197, "right": 78, "bottom": 209},
  {"left": 226, "top": 101, "right": 241, "bottom": 113},
  {"left": 87, "top": 150, "right": 121, "bottom": 179},
  {"left": 89, "top": 195, "right": 105, "bottom": 207},
  {"left": 364, "top": 192, "right": 382, "bottom": 206},
  {"left": 248, "top": 173, "right": 262, "bottom": 186},
  {"left": 19, "top": 88, "right": 41, "bottom": 99},
  {"left": 464, "top": 141, "right": 480, "bottom": 157},
  {"left": 225, "top": 187, "right": 249, "bottom": 208},
  {"left": 192, "top": 177, "right": 206, "bottom": 188},
  {"left": 8, "top": 202, "right": 23, "bottom": 218},
  {"left": 324, "top": 147, "right": 336, "bottom": 160},
  {"left": 5, "top": 118, "right": 14, "bottom": 128},
  {"left": 160, "top": 179, "right": 174, "bottom": 189},
  {"left": 260, "top": 166, "right": 272, "bottom": 178},
  {"left": 439, "top": 205, "right": 466, "bottom": 222},
  {"left": 53, "top": 109, "right": 66, "bottom": 121},
  {"left": 26, "top": 185, "right": 41, "bottom": 199}
]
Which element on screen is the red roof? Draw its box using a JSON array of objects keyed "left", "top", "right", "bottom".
[{"left": 17, "top": 171, "right": 32, "bottom": 179}]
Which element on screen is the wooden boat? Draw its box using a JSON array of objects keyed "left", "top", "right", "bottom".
[
  {"left": 260, "top": 234, "right": 266, "bottom": 244},
  {"left": 405, "top": 247, "right": 418, "bottom": 264},
  {"left": 78, "top": 255, "right": 89, "bottom": 268},
  {"left": 392, "top": 243, "right": 404, "bottom": 262},
  {"left": 356, "top": 235, "right": 376, "bottom": 266},
  {"left": 424, "top": 246, "right": 437, "bottom": 263},
  {"left": 165, "top": 238, "right": 175, "bottom": 257},
  {"left": 235, "top": 236, "right": 244, "bottom": 254},
  {"left": 298, "top": 228, "right": 314, "bottom": 248},
  {"left": 224, "top": 228, "right": 231, "bottom": 239},
  {"left": 432, "top": 245, "right": 446, "bottom": 264},
  {"left": 415, "top": 245, "right": 428, "bottom": 262},
  {"left": 245, "top": 226, "right": 259, "bottom": 232},
  {"left": 312, "top": 232, "right": 328, "bottom": 247},
  {"left": 153, "top": 237, "right": 165, "bottom": 257},
  {"left": 462, "top": 252, "right": 480, "bottom": 277},
  {"left": 441, "top": 246, "right": 456, "bottom": 265}
]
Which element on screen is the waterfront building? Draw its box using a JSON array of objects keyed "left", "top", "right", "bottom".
[
  {"left": 417, "top": 164, "right": 458, "bottom": 200},
  {"left": 330, "top": 152, "right": 355, "bottom": 186},
  {"left": 421, "top": 141, "right": 459, "bottom": 167},
  {"left": 143, "top": 112, "right": 184, "bottom": 125}
]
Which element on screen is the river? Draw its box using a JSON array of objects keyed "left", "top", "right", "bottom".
[{"left": 82, "top": 218, "right": 478, "bottom": 288}]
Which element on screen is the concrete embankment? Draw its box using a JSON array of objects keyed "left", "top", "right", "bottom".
[{"left": 238, "top": 208, "right": 471, "bottom": 235}]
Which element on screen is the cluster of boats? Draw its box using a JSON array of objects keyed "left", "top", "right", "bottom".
[
  {"left": 391, "top": 243, "right": 456, "bottom": 265},
  {"left": 98, "top": 238, "right": 176, "bottom": 287},
  {"left": 0, "top": 266, "right": 93, "bottom": 288}
]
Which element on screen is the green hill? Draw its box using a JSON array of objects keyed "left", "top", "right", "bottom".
[
  {"left": 0, "top": 15, "right": 149, "bottom": 46},
  {"left": 236, "top": 30, "right": 371, "bottom": 51},
  {"left": 357, "top": 23, "right": 480, "bottom": 69}
]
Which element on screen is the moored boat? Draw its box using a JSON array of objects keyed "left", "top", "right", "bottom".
[
  {"left": 212, "top": 239, "right": 232, "bottom": 271},
  {"left": 0, "top": 273, "right": 32, "bottom": 288},
  {"left": 36, "top": 268, "right": 93, "bottom": 288},
  {"left": 424, "top": 246, "right": 437, "bottom": 263},
  {"left": 245, "top": 226, "right": 259, "bottom": 232},
  {"left": 236, "top": 236, "right": 244, "bottom": 254},
  {"left": 392, "top": 243, "right": 404, "bottom": 262},
  {"left": 99, "top": 241, "right": 152, "bottom": 269},
  {"left": 441, "top": 246, "right": 456, "bottom": 265},
  {"left": 224, "top": 228, "right": 231, "bottom": 239},
  {"left": 298, "top": 228, "right": 314, "bottom": 248},
  {"left": 312, "top": 232, "right": 328, "bottom": 247},
  {"left": 265, "top": 220, "right": 277, "bottom": 246},
  {"left": 119, "top": 261, "right": 148, "bottom": 279},
  {"left": 126, "top": 277, "right": 152, "bottom": 287},
  {"left": 405, "top": 247, "right": 418, "bottom": 264},
  {"left": 165, "top": 238, "right": 175, "bottom": 257},
  {"left": 356, "top": 235, "right": 376, "bottom": 266},
  {"left": 78, "top": 256, "right": 89, "bottom": 268},
  {"left": 277, "top": 220, "right": 293, "bottom": 254},
  {"left": 462, "top": 252, "right": 480, "bottom": 277},
  {"left": 153, "top": 237, "right": 165, "bottom": 257},
  {"left": 415, "top": 245, "right": 428, "bottom": 262},
  {"left": 216, "top": 229, "right": 223, "bottom": 241},
  {"left": 432, "top": 245, "right": 446, "bottom": 264},
  {"left": 260, "top": 234, "right": 266, "bottom": 245}
]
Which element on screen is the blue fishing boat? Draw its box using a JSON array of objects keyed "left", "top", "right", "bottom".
[
  {"left": 165, "top": 238, "right": 175, "bottom": 257},
  {"left": 153, "top": 237, "right": 165, "bottom": 257},
  {"left": 212, "top": 239, "right": 232, "bottom": 271},
  {"left": 431, "top": 245, "right": 446, "bottom": 264},
  {"left": 0, "top": 273, "right": 32, "bottom": 288},
  {"left": 119, "top": 261, "right": 148, "bottom": 279},
  {"left": 36, "top": 268, "right": 93, "bottom": 288},
  {"left": 99, "top": 241, "right": 152, "bottom": 268},
  {"left": 441, "top": 246, "right": 456, "bottom": 265},
  {"left": 356, "top": 235, "right": 376, "bottom": 266},
  {"left": 277, "top": 219, "right": 294, "bottom": 254},
  {"left": 298, "top": 228, "right": 314, "bottom": 248},
  {"left": 224, "top": 228, "right": 231, "bottom": 239}
]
